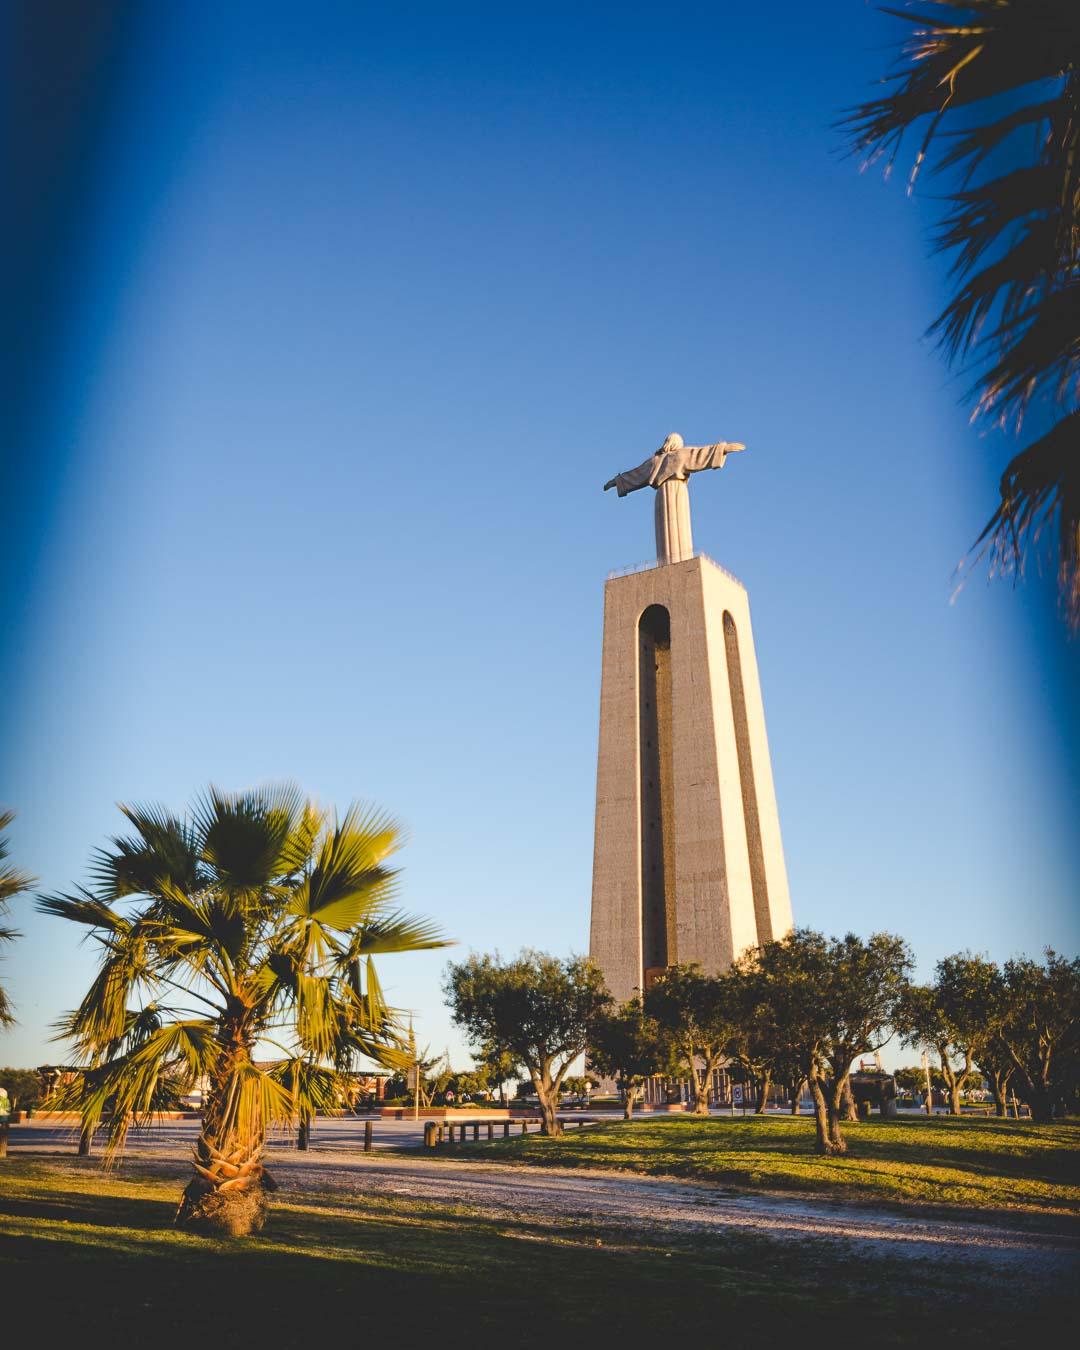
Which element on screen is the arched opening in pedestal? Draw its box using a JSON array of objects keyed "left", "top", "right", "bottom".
[{"left": 638, "top": 603, "right": 675, "bottom": 984}]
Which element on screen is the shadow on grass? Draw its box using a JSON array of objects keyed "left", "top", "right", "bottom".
[{"left": 2, "top": 1158, "right": 1078, "bottom": 1348}]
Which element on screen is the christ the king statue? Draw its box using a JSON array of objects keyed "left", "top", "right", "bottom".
[{"left": 603, "top": 432, "right": 745, "bottom": 565}]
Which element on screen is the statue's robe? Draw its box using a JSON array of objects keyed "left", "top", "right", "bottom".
[{"left": 608, "top": 443, "right": 733, "bottom": 564}]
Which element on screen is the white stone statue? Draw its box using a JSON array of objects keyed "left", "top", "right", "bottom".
[{"left": 604, "top": 433, "right": 745, "bottom": 565}]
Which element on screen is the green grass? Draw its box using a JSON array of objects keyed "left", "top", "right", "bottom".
[
  {"left": 0, "top": 1154, "right": 1074, "bottom": 1347},
  {"left": 459, "top": 1114, "right": 1080, "bottom": 1217}
]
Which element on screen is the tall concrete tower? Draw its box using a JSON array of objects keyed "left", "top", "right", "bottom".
[{"left": 589, "top": 434, "right": 792, "bottom": 1003}]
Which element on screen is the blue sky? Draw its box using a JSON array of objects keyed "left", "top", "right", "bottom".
[{"left": 3, "top": 1, "right": 1076, "bottom": 1072}]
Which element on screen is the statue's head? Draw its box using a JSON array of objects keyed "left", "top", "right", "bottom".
[{"left": 658, "top": 433, "right": 683, "bottom": 454}]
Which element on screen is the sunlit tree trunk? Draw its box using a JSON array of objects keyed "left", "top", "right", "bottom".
[
  {"left": 531, "top": 1064, "right": 563, "bottom": 1137},
  {"left": 841, "top": 1079, "right": 858, "bottom": 1122},
  {"left": 808, "top": 1073, "right": 833, "bottom": 1154},
  {"left": 623, "top": 1083, "right": 642, "bottom": 1120},
  {"left": 176, "top": 1027, "right": 269, "bottom": 1237}
]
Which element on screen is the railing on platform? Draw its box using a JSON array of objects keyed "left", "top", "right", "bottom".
[{"left": 606, "top": 551, "right": 744, "bottom": 589}]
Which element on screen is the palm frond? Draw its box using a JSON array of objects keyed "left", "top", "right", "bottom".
[
  {"left": 0, "top": 810, "right": 34, "bottom": 909},
  {"left": 348, "top": 911, "right": 451, "bottom": 956},
  {"left": 196, "top": 785, "right": 305, "bottom": 894},
  {"left": 842, "top": 0, "right": 1080, "bottom": 624},
  {"left": 973, "top": 408, "right": 1080, "bottom": 611},
  {"left": 91, "top": 804, "right": 201, "bottom": 899},
  {"left": 36, "top": 889, "right": 129, "bottom": 933}
]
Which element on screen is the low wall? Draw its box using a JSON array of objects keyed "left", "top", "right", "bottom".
[{"left": 378, "top": 1106, "right": 511, "bottom": 1120}]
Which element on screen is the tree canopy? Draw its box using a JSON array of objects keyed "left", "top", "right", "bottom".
[{"left": 443, "top": 950, "right": 610, "bottom": 1135}]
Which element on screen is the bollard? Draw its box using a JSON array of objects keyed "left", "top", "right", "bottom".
[
  {"left": 448, "top": 1124, "right": 455, "bottom": 1143},
  {"left": 473, "top": 1123, "right": 479, "bottom": 1141},
  {"left": 487, "top": 1122, "right": 494, "bottom": 1140},
  {"left": 424, "top": 1121, "right": 437, "bottom": 1149},
  {"left": 364, "top": 1120, "right": 374, "bottom": 1152},
  {"left": 503, "top": 1121, "right": 510, "bottom": 1137},
  {"left": 438, "top": 1124, "right": 445, "bottom": 1144}
]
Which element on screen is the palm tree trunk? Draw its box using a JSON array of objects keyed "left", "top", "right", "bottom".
[{"left": 175, "top": 1042, "right": 268, "bottom": 1237}]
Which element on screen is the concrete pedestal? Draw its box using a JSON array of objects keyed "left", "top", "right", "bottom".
[{"left": 589, "top": 554, "right": 792, "bottom": 1003}]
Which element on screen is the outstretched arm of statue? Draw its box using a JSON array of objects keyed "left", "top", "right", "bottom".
[
  {"left": 603, "top": 456, "right": 655, "bottom": 496},
  {"left": 684, "top": 441, "right": 746, "bottom": 472}
]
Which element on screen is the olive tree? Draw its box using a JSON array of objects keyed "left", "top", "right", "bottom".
[
  {"left": 739, "top": 929, "right": 912, "bottom": 1155},
  {"left": 644, "top": 964, "right": 736, "bottom": 1115},
  {"left": 897, "top": 954, "right": 1001, "bottom": 1116},
  {"left": 587, "top": 997, "right": 667, "bottom": 1118},
  {"left": 998, "top": 951, "right": 1080, "bottom": 1122},
  {"left": 443, "top": 950, "right": 610, "bottom": 1136}
]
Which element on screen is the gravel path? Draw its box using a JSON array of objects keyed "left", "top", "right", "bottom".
[{"left": 268, "top": 1149, "right": 1078, "bottom": 1281}]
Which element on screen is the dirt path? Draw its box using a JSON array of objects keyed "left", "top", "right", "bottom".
[{"left": 265, "top": 1149, "right": 1078, "bottom": 1281}]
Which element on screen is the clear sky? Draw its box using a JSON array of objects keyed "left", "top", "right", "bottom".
[{"left": 3, "top": 1, "right": 1076, "bottom": 1073}]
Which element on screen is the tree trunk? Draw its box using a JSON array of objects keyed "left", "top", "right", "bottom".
[
  {"left": 1025, "top": 1086, "right": 1054, "bottom": 1124},
  {"left": 809, "top": 1074, "right": 833, "bottom": 1154},
  {"left": 532, "top": 1067, "right": 562, "bottom": 1137},
  {"left": 754, "top": 1070, "right": 772, "bottom": 1115},
  {"left": 297, "top": 1113, "right": 310, "bottom": 1150},
  {"left": 823, "top": 1076, "right": 849, "bottom": 1156},
  {"left": 841, "top": 1079, "right": 858, "bottom": 1123},
  {"left": 987, "top": 1068, "right": 1012, "bottom": 1117},
  {"left": 623, "top": 1084, "right": 641, "bottom": 1120},
  {"left": 176, "top": 1130, "right": 268, "bottom": 1236},
  {"left": 175, "top": 1039, "right": 269, "bottom": 1237},
  {"left": 77, "top": 1119, "right": 93, "bottom": 1156},
  {"left": 790, "top": 1080, "right": 804, "bottom": 1115}
]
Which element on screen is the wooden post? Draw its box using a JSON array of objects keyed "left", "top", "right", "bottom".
[
  {"left": 503, "top": 1121, "right": 510, "bottom": 1137},
  {"left": 424, "top": 1121, "right": 437, "bottom": 1148},
  {"left": 448, "top": 1124, "right": 455, "bottom": 1143},
  {"left": 487, "top": 1122, "right": 494, "bottom": 1140},
  {"left": 472, "top": 1123, "right": 479, "bottom": 1141},
  {"left": 364, "top": 1120, "right": 374, "bottom": 1152}
]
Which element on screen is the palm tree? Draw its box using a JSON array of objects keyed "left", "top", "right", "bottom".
[
  {"left": 844, "top": 1, "right": 1079, "bottom": 625},
  {"left": 0, "top": 811, "right": 34, "bottom": 1026},
  {"left": 39, "top": 785, "right": 449, "bottom": 1235}
]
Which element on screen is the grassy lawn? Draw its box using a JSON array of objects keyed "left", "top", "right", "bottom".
[
  {"left": 459, "top": 1114, "right": 1080, "bottom": 1217},
  {"left": 0, "top": 1155, "right": 1074, "bottom": 1347}
]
